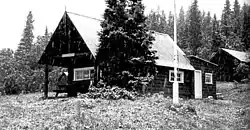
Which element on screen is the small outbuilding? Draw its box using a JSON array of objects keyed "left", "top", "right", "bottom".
[
  {"left": 210, "top": 48, "right": 250, "bottom": 81},
  {"left": 149, "top": 32, "right": 195, "bottom": 98},
  {"left": 188, "top": 55, "right": 218, "bottom": 98}
]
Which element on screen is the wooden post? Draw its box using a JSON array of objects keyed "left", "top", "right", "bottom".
[
  {"left": 173, "top": 0, "right": 179, "bottom": 104},
  {"left": 44, "top": 64, "right": 49, "bottom": 98}
]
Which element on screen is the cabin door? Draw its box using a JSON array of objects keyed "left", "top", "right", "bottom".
[{"left": 194, "top": 70, "right": 202, "bottom": 99}]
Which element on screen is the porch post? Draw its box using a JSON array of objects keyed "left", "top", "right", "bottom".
[{"left": 44, "top": 64, "right": 49, "bottom": 98}]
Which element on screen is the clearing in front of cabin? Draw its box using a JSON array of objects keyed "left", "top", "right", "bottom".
[{"left": 0, "top": 82, "right": 249, "bottom": 129}]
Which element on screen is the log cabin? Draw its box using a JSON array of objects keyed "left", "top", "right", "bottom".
[
  {"left": 210, "top": 48, "right": 250, "bottom": 81},
  {"left": 38, "top": 11, "right": 216, "bottom": 98}
]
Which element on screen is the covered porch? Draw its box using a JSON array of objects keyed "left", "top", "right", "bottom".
[{"left": 38, "top": 12, "right": 100, "bottom": 97}]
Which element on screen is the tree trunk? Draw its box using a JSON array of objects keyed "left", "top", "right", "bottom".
[{"left": 44, "top": 64, "right": 49, "bottom": 98}]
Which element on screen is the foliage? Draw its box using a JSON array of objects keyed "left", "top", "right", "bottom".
[
  {"left": 146, "top": 7, "right": 168, "bottom": 34},
  {"left": 146, "top": 7, "right": 174, "bottom": 40},
  {"left": 0, "top": 11, "right": 53, "bottom": 95},
  {"left": 145, "top": 0, "right": 249, "bottom": 60},
  {"left": 199, "top": 11, "right": 213, "bottom": 59},
  {"left": 187, "top": 0, "right": 202, "bottom": 56},
  {"left": 15, "top": 11, "right": 34, "bottom": 65},
  {"left": 85, "top": 86, "right": 138, "bottom": 100},
  {"left": 86, "top": 71, "right": 154, "bottom": 100},
  {"left": 232, "top": 0, "right": 241, "bottom": 36},
  {"left": 0, "top": 82, "right": 249, "bottom": 130},
  {"left": 177, "top": 6, "right": 188, "bottom": 50},
  {"left": 234, "top": 63, "right": 250, "bottom": 81},
  {"left": 97, "top": 0, "right": 157, "bottom": 86},
  {"left": 242, "top": 4, "right": 250, "bottom": 51},
  {"left": 221, "top": 0, "right": 232, "bottom": 38}
]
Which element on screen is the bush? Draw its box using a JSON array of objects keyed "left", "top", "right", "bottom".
[
  {"left": 84, "top": 85, "right": 138, "bottom": 100},
  {"left": 234, "top": 63, "right": 250, "bottom": 81},
  {"left": 128, "top": 75, "right": 154, "bottom": 93}
]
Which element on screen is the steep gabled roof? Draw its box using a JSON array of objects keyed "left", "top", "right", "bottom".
[
  {"left": 39, "top": 12, "right": 194, "bottom": 70},
  {"left": 67, "top": 12, "right": 101, "bottom": 57},
  {"left": 221, "top": 48, "right": 250, "bottom": 63}
]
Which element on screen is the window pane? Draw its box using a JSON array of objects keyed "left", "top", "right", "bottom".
[
  {"left": 75, "top": 69, "right": 91, "bottom": 80},
  {"left": 169, "top": 71, "right": 184, "bottom": 83},
  {"left": 170, "top": 72, "right": 174, "bottom": 81},
  {"left": 75, "top": 70, "right": 82, "bottom": 80},
  {"left": 205, "top": 73, "right": 212, "bottom": 84},
  {"left": 205, "top": 75, "right": 210, "bottom": 82},
  {"left": 83, "top": 70, "right": 90, "bottom": 79},
  {"left": 177, "top": 73, "right": 181, "bottom": 78}
]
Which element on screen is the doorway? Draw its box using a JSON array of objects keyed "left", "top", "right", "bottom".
[{"left": 194, "top": 70, "right": 202, "bottom": 99}]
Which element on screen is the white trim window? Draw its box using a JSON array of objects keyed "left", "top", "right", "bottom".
[
  {"left": 169, "top": 70, "right": 184, "bottom": 83},
  {"left": 74, "top": 67, "right": 94, "bottom": 81},
  {"left": 205, "top": 73, "right": 213, "bottom": 84}
]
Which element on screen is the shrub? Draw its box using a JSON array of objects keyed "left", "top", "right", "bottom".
[
  {"left": 85, "top": 85, "right": 138, "bottom": 100},
  {"left": 234, "top": 63, "right": 250, "bottom": 81}
]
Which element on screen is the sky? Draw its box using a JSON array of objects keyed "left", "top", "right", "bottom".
[{"left": 0, "top": 0, "right": 249, "bottom": 51}]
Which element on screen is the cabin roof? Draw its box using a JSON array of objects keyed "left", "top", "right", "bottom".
[
  {"left": 67, "top": 12, "right": 101, "bottom": 57},
  {"left": 188, "top": 55, "right": 218, "bottom": 66},
  {"left": 151, "top": 32, "right": 194, "bottom": 70},
  {"left": 221, "top": 48, "right": 250, "bottom": 62},
  {"left": 39, "top": 11, "right": 194, "bottom": 70}
]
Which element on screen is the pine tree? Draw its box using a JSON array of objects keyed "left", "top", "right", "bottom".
[
  {"left": 97, "top": 0, "right": 156, "bottom": 85},
  {"left": 200, "top": 11, "right": 213, "bottom": 59},
  {"left": 221, "top": 0, "right": 232, "bottom": 38},
  {"left": 15, "top": 11, "right": 34, "bottom": 63},
  {"left": 187, "top": 0, "right": 202, "bottom": 56},
  {"left": 31, "top": 27, "right": 51, "bottom": 70},
  {"left": 167, "top": 11, "right": 174, "bottom": 39},
  {"left": 242, "top": 4, "right": 250, "bottom": 51},
  {"left": 211, "top": 14, "right": 224, "bottom": 53},
  {"left": 146, "top": 8, "right": 168, "bottom": 34},
  {"left": 232, "top": 0, "right": 241, "bottom": 35},
  {"left": 158, "top": 10, "right": 168, "bottom": 33},
  {"left": 200, "top": 10, "right": 206, "bottom": 32},
  {"left": 177, "top": 6, "right": 187, "bottom": 49},
  {"left": 146, "top": 10, "right": 159, "bottom": 31}
]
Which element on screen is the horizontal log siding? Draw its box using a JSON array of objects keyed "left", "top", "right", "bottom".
[
  {"left": 151, "top": 66, "right": 194, "bottom": 98},
  {"left": 189, "top": 57, "right": 217, "bottom": 98}
]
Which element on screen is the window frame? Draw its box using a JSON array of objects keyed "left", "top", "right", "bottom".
[
  {"left": 73, "top": 67, "right": 94, "bottom": 81},
  {"left": 205, "top": 73, "right": 213, "bottom": 84},
  {"left": 169, "top": 70, "right": 184, "bottom": 83}
]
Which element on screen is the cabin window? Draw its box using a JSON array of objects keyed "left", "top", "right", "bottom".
[
  {"left": 205, "top": 73, "right": 213, "bottom": 84},
  {"left": 169, "top": 70, "right": 184, "bottom": 83},
  {"left": 74, "top": 67, "right": 94, "bottom": 81}
]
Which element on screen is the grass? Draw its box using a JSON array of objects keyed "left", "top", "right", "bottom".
[{"left": 0, "top": 82, "right": 249, "bottom": 130}]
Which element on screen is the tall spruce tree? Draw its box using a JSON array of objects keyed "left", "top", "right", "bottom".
[
  {"left": 31, "top": 27, "right": 51, "bottom": 70},
  {"left": 146, "top": 10, "right": 159, "bottom": 31},
  {"left": 232, "top": 0, "right": 241, "bottom": 35},
  {"left": 242, "top": 4, "right": 250, "bottom": 51},
  {"left": 200, "top": 11, "right": 213, "bottom": 59},
  {"left": 167, "top": 11, "right": 174, "bottom": 39},
  {"left": 146, "top": 8, "right": 167, "bottom": 34},
  {"left": 97, "top": 0, "right": 156, "bottom": 85},
  {"left": 221, "top": 0, "right": 232, "bottom": 38},
  {"left": 187, "top": 0, "right": 202, "bottom": 56},
  {"left": 211, "top": 14, "right": 224, "bottom": 54},
  {"left": 15, "top": 11, "right": 34, "bottom": 63},
  {"left": 177, "top": 6, "right": 187, "bottom": 49},
  {"left": 158, "top": 10, "right": 168, "bottom": 33}
]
